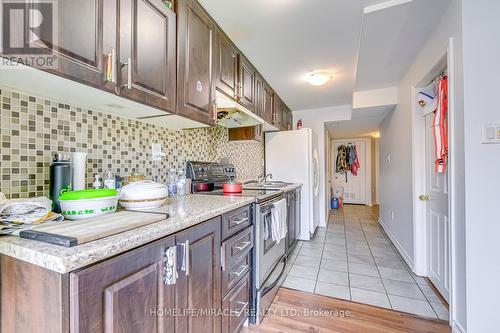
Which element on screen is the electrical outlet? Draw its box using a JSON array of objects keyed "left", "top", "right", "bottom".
[
  {"left": 482, "top": 123, "right": 500, "bottom": 144},
  {"left": 151, "top": 143, "right": 166, "bottom": 161}
]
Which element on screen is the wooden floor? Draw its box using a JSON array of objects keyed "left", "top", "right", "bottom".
[{"left": 241, "top": 288, "right": 450, "bottom": 333}]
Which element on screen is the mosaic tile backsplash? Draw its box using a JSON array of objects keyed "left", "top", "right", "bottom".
[{"left": 0, "top": 87, "right": 264, "bottom": 199}]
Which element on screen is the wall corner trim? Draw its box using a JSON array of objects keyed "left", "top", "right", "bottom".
[{"left": 378, "top": 217, "right": 415, "bottom": 271}]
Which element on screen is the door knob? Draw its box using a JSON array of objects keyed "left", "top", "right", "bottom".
[{"left": 419, "top": 195, "right": 430, "bottom": 201}]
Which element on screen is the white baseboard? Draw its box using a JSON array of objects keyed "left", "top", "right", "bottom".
[
  {"left": 378, "top": 218, "right": 415, "bottom": 271},
  {"left": 452, "top": 321, "right": 466, "bottom": 333}
]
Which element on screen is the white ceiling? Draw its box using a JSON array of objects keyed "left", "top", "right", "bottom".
[
  {"left": 355, "top": 0, "right": 451, "bottom": 91},
  {"left": 327, "top": 105, "right": 394, "bottom": 139},
  {"left": 200, "top": 0, "right": 450, "bottom": 116},
  {"left": 199, "top": 0, "right": 382, "bottom": 111}
]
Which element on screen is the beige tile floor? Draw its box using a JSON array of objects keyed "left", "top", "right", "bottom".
[{"left": 283, "top": 204, "right": 449, "bottom": 321}]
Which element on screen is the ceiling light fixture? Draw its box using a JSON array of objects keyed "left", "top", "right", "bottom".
[{"left": 307, "top": 72, "right": 333, "bottom": 86}]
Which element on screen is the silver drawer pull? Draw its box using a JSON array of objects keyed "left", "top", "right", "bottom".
[
  {"left": 230, "top": 264, "right": 249, "bottom": 278},
  {"left": 230, "top": 302, "right": 249, "bottom": 316},
  {"left": 234, "top": 241, "right": 251, "bottom": 251},
  {"left": 232, "top": 216, "right": 248, "bottom": 226}
]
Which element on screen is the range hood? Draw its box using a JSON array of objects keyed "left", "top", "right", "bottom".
[{"left": 216, "top": 91, "right": 266, "bottom": 129}]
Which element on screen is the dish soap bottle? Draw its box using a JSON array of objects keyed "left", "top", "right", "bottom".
[{"left": 93, "top": 174, "right": 102, "bottom": 189}]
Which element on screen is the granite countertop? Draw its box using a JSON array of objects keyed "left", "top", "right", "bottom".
[{"left": 0, "top": 195, "right": 255, "bottom": 274}]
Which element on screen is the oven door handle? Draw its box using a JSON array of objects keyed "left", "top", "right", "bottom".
[{"left": 261, "top": 256, "right": 287, "bottom": 296}]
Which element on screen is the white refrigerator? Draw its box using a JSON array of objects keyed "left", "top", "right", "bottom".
[{"left": 265, "top": 128, "right": 320, "bottom": 240}]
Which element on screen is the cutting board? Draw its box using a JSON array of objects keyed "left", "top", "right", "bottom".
[{"left": 19, "top": 210, "right": 168, "bottom": 247}]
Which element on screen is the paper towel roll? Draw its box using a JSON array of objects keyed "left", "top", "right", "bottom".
[{"left": 72, "top": 152, "right": 87, "bottom": 190}]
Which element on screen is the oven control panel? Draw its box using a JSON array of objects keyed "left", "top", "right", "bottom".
[{"left": 186, "top": 161, "right": 236, "bottom": 181}]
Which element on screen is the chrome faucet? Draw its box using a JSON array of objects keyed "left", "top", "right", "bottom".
[{"left": 258, "top": 173, "right": 273, "bottom": 184}]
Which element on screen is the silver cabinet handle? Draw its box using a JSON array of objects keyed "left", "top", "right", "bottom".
[
  {"left": 230, "top": 264, "right": 248, "bottom": 278},
  {"left": 179, "top": 240, "right": 190, "bottom": 276},
  {"left": 122, "top": 57, "right": 132, "bottom": 89},
  {"left": 233, "top": 216, "right": 248, "bottom": 226},
  {"left": 212, "top": 102, "right": 217, "bottom": 121},
  {"left": 126, "top": 57, "right": 132, "bottom": 89},
  {"left": 221, "top": 243, "right": 226, "bottom": 271},
  {"left": 184, "top": 240, "right": 190, "bottom": 276},
  {"left": 234, "top": 241, "right": 251, "bottom": 251}
]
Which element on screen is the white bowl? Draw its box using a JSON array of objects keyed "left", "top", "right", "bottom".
[
  {"left": 60, "top": 195, "right": 120, "bottom": 220},
  {"left": 119, "top": 180, "right": 167, "bottom": 211},
  {"left": 119, "top": 197, "right": 167, "bottom": 211}
]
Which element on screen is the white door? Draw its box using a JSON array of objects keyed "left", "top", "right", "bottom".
[
  {"left": 424, "top": 113, "right": 450, "bottom": 302},
  {"left": 333, "top": 140, "right": 366, "bottom": 204}
]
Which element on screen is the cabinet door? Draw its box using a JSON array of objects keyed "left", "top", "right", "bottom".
[
  {"left": 119, "top": 0, "right": 176, "bottom": 112},
  {"left": 28, "top": 0, "right": 105, "bottom": 87},
  {"left": 273, "top": 95, "right": 282, "bottom": 128},
  {"left": 175, "top": 217, "right": 222, "bottom": 333},
  {"left": 177, "top": 0, "right": 217, "bottom": 125},
  {"left": 263, "top": 83, "right": 274, "bottom": 124},
  {"left": 255, "top": 73, "right": 264, "bottom": 118},
  {"left": 70, "top": 237, "right": 176, "bottom": 333},
  {"left": 216, "top": 30, "right": 239, "bottom": 99},
  {"left": 238, "top": 55, "right": 255, "bottom": 112}
]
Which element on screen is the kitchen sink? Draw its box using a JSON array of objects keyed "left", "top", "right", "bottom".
[{"left": 243, "top": 180, "right": 293, "bottom": 190}]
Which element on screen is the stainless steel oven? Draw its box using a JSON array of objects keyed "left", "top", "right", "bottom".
[{"left": 251, "top": 194, "right": 287, "bottom": 324}]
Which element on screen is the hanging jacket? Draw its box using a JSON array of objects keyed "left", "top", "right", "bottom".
[
  {"left": 433, "top": 76, "right": 448, "bottom": 173},
  {"left": 350, "top": 145, "right": 360, "bottom": 176},
  {"left": 336, "top": 145, "right": 350, "bottom": 173}
]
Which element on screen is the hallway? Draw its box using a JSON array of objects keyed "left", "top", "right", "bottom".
[{"left": 283, "top": 205, "right": 448, "bottom": 320}]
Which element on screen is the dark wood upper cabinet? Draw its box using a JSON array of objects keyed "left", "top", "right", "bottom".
[
  {"left": 175, "top": 217, "right": 222, "bottom": 333},
  {"left": 119, "top": 0, "right": 177, "bottom": 112},
  {"left": 176, "top": 0, "right": 217, "bottom": 125},
  {"left": 255, "top": 73, "right": 264, "bottom": 118},
  {"left": 216, "top": 30, "right": 239, "bottom": 99},
  {"left": 228, "top": 125, "right": 262, "bottom": 142},
  {"left": 69, "top": 236, "right": 176, "bottom": 333},
  {"left": 273, "top": 94, "right": 282, "bottom": 128},
  {"left": 26, "top": 0, "right": 104, "bottom": 88},
  {"left": 263, "top": 82, "right": 274, "bottom": 124},
  {"left": 238, "top": 55, "right": 256, "bottom": 112}
]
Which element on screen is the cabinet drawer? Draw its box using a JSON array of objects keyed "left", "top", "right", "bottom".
[
  {"left": 222, "top": 251, "right": 251, "bottom": 296},
  {"left": 222, "top": 226, "right": 253, "bottom": 270},
  {"left": 222, "top": 205, "right": 252, "bottom": 239},
  {"left": 222, "top": 272, "right": 251, "bottom": 333}
]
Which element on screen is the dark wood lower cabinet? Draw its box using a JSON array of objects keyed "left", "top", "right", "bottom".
[
  {"left": 69, "top": 236, "right": 176, "bottom": 333},
  {"left": 0, "top": 206, "right": 252, "bottom": 333},
  {"left": 175, "top": 217, "right": 222, "bottom": 333},
  {"left": 222, "top": 272, "right": 251, "bottom": 333}
]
